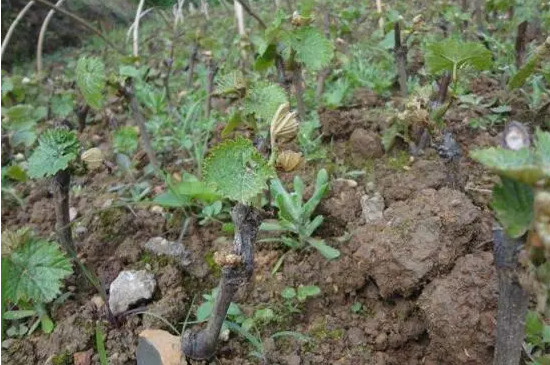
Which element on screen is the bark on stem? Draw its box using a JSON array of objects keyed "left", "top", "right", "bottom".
[
  {"left": 492, "top": 228, "right": 528, "bottom": 365},
  {"left": 394, "top": 21, "right": 408, "bottom": 98},
  {"left": 205, "top": 57, "right": 219, "bottom": 119},
  {"left": 53, "top": 169, "right": 74, "bottom": 252},
  {"left": 125, "top": 80, "right": 160, "bottom": 171},
  {"left": 181, "top": 204, "right": 261, "bottom": 360}
]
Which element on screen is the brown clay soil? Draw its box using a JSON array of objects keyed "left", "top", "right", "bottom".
[{"left": 2, "top": 80, "right": 519, "bottom": 365}]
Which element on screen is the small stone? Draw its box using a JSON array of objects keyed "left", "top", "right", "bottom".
[
  {"left": 73, "top": 349, "right": 93, "bottom": 365},
  {"left": 347, "top": 327, "right": 366, "bottom": 346},
  {"left": 109, "top": 270, "right": 156, "bottom": 315},
  {"left": 102, "top": 199, "right": 113, "bottom": 209},
  {"left": 90, "top": 295, "right": 105, "bottom": 309},
  {"left": 360, "top": 193, "right": 384, "bottom": 224},
  {"left": 1, "top": 339, "right": 15, "bottom": 349},
  {"left": 74, "top": 225, "right": 88, "bottom": 236},
  {"left": 69, "top": 207, "right": 78, "bottom": 222},
  {"left": 150, "top": 206, "right": 164, "bottom": 214},
  {"left": 349, "top": 128, "right": 384, "bottom": 160},
  {"left": 285, "top": 354, "right": 301, "bottom": 365},
  {"left": 374, "top": 332, "right": 388, "bottom": 351},
  {"left": 137, "top": 329, "right": 186, "bottom": 365},
  {"left": 334, "top": 178, "right": 358, "bottom": 188},
  {"left": 14, "top": 153, "right": 25, "bottom": 162},
  {"left": 144, "top": 237, "right": 191, "bottom": 268},
  {"left": 220, "top": 328, "right": 230, "bottom": 341}
]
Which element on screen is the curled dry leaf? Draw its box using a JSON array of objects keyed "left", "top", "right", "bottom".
[
  {"left": 81, "top": 147, "right": 104, "bottom": 170},
  {"left": 276, "top": 150, "right": 303, "bottom": 172},
  {"left": 270, "top": 103, "right": 298, "bottom": 149}
]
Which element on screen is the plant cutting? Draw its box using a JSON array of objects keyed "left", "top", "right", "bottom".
[{"left": 471, "top": 123, "right": 550, "bottom": 365}]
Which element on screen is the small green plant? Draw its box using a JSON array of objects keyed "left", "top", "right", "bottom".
[
  {"left": 281, "top": 285, "right": 321, "bottom": 313},
  {"left": 75, "top": 56, "right": 106, "bottom": 110},
  {"left": 2, "top": 229, "right": 73, "bottom": 336},
  {"left": 113, "top": 126, "right": 139, "bottom": 156},
  {"left": 524, "top": 311, "right": 550, "bottom": 365},
  {"left": 261, "top": 168, "right": 339, "bottom": 260}
]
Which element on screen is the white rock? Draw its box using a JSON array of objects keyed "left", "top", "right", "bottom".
[
  {"left": 69, "top": 207, "right": 78, "bottom": 222},
  {"left": 144, "top": 237, "right": 191, "bottom": 268},
  {"left": 361, "top": 193, "right": 385, "bottom": 224},
  {"left": 109, "top": 270, "right": 156, "bottom": 315}
]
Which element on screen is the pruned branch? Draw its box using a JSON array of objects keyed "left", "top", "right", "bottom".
[
  {"left": 33, "top": 0, "right": 124, "bottom": 54},
  {"left": 234, "top": 0, "right": 266, "bottom": 30},
  {"left": 181, "top": 204, "right": 261, "bottom": 360}
]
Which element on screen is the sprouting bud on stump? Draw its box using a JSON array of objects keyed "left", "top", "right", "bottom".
[
  {"left": 213, "top": 251, "right": 242, "bottom": 267},
  {"left": 81, "top": 147, "right": 104, "bottom": 170}
]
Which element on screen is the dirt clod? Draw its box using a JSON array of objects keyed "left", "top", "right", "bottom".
[
  {"left": 419, "top": 252, "right": 497, "bottom": 364},
  {"left": 353, "top": 188, "right": 481, "bottom": 298}
]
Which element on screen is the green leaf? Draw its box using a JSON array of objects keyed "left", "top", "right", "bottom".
[
  {"left": 303, "top": 169, "right": 329, "bottom": 218},
  {"left": 221, "top": 111, "right": 243, "bottom": 138},
  {"left": 271, "top": 179, "right": 301, "bottom": 223},
  {"left": 308, "top": 238, "right": 340, "bottom": 260},
  {"left": 76, "top": 57, "right": 106, "bottom": 110},
  {"left": 290, "top": 27, "right": 334, "bottom": 71},
  {"left": 196, "top": 301, "right": 213, "bottom": 322},
  {"left": 216, "top": 70, "right": 246, "bottom": 96},
  {"left": 3, "top": 310, "right": 37, "bottom": 320},
  {"left": 254, "top": 43, "right": 277, "bottom": 71},
  {"left": 51, "top": 93, "right": 75, "bottom": 118},
  {"left": 526, "top": 311, "right": 544, "bottom": 341},
  {"left": 5, "top": 165, "right": 27, "bottom": 182},
  {"left": 40, "top": 313, "right": 54, "bottom": 333},
  {"left": 27, "top": 129, "right": 80, "bottom": 178},
  {"left": 119, "top": 65, "right": 141, "bottom": 78},
  {"left": 424, "top": 38, "right": 493, "bottom": 76},
  {"left": 243, "top": 82, "right": 287, "bottom": 122},
  {"left": 303, "top": 215, "right": 324, "bottom": 237},
  {"left": 534, "top": 129, "right": 550, "bottom": 172},
  {"left": 253, "top": 308, "right": 274, "bottom": 322},
  {"left": 113, "top": 126, "right": 139, "bottom": 155},
  {"left": 3, "top": 238, "right": 72, "bottom": 303},
  {"left": 203, "top": 137, "right": 275, "bottom": 203},
  {"left": 382, "top": 123, "right": 400, "bottom": 151},
  {"left": 96, "top": 322, "right": 109, "bottom": 365},
  {"left": 281, "top": 287, "right": 296, "bottom": 299},
  {"left": 509, "top": 54, "right": 538, "bottom": 89},
  {"left": 470, "top": 147, "right": 544, "bottom": 186},
  {"left": 271, "top": 331, "right": 311, "bottom": 342},
  {"left": 491, "top": 177, "right": 534, "bottom": 238},
  {"left": 296, "top": 285, "right": 320, "bottom": 301}
]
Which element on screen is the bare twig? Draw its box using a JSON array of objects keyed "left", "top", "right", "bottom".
[
  {"left": 234, "top": 0, "right": 266, "bottom": 30},
  {"left": 515, "top": 21, "right": 529, "bottom": 69},
  {"left": 394, "top": 21, "right": 408, "bottom": 97},
  {"left": 186, "top": 43, "right": 199, "bottom": 88},
  {"left": 133, "top": 0, "right": 146, "bottom": 57},
  {"left": 1, "top": 1, "right": 36, "bottom": 61},
  {"left": 124, "top": 80, "right": 160, "bottom": 171},
  {"left": 37, "top": 0, "right": 66, "bottom": 75},
  {"left": 33, "top": 0, "right": 124, "bottom": 54},
  {"left": 204, "top": 55, "right": 219, "bottom": 119}
]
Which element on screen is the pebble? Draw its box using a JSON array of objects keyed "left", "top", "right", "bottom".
[{"left": 109, "top": 270, "right": 156, "bottom": 315}]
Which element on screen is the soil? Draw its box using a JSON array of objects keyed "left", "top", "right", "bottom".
[{"left": 2, "top": 78, "right": 511, "bottom": 365}]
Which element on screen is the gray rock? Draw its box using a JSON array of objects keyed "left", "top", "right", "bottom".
[
  {"left": 144, "top": 237, "right": 191, "bottom": 268},
  {"left": 109, "top": 270, "right": 156, "bottom": 315},
  {"left": 360, "top": 193, "right": 384, "bottom": 224}
]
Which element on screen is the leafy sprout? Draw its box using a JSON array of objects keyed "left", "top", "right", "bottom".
[
  {"left": 202, "top": 137, "right": 275, "bottom": 204},
  {"left": 75, "top": 56, "right": 106, "bottom": 110},
  {"left": 27, "top": 129, "right": 80, "bottom": 179}
]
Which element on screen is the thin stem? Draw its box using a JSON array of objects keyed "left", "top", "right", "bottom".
[
  {"left": 36, "top": 0, "right": 66, "bottom": 75},
  {"left": 33, "top": 0, "right": 124, "bottom": 54},
  {"left": 133, "top": 0, "right": 146, "bottom": 57},
  {"left": 234, "top": 0, "right": 266, "bottom": 30},
  {"left": 124, "top": 80, "right": 160, "bottom": 171},
  {"left": 1, "top": 1, "right": 36, "bottom": 61}
]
